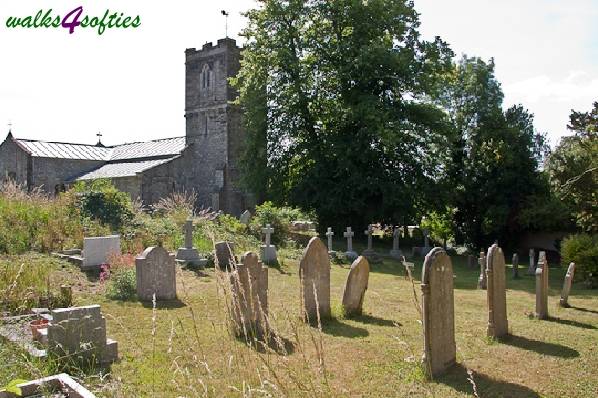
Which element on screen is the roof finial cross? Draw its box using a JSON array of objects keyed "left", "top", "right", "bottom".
[
  {"left": 96, "top": 131, "right": 104, "bottom": 147},
  {"left": 7, "top": 121, "right": 12, "bottom": 133}
]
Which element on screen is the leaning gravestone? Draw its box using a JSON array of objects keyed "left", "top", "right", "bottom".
[
  {"left": 239, "top": 210, "right": 252, "bottom": 225},
  {"left": 175, "top": 219, "right": 206, "bottom": 267},
  {"left": 535, "top": 251, "right": 549, "bottom": 319},
  {"left": 81, "top": 235, "right": 121, "bottom": 271},
  {"left": 342, "top": 256, "right": 370, "bottom": 316},
  {"left": 512, "top": 253, "right": 520, "bottom": 279},
  {"left": 47, "top": 305, "right": 118, "bottom": 365},
  {"left": 136, "top": 246, "right": 177, "bottom": 301},
  {"left": 260, "top": 224, "right": 278, "bottom": 264},
  {"left": 527, "top": 248, "right": 536, "bottom": 275},
  {"left": 477, "top": 250, "right": 487, "bottom": 289},
  {"left": 299, "top": 237, "right": 331, "bottom": 322},
  {"left": 343, "top": 227, "right": 358, "bottom": 260},
  {"left": 229, "top": 252, "right": 269, "bottom": 336},
  {"left": 214, "top": 241, "right": 236, "bottom": 270},
  {"left": 421, "top": 247, "right": 456, "bottom": 378},
  {"left": 486, "top": 244, "right": 508, "bottom": 338},
  {"left": 559, "top": 262, "right": 576, "bottom": 307}
]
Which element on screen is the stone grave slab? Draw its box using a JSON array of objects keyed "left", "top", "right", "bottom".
[
  {"left": 299, "top": 237, "right": 331, "bottom": 322},
  {"left": 342, "top": 256, "right": 370, "bottom": 316},
  {"left": 81, "top": 235, "right": 121, "bottom": 271},
  {"left": 486, "top": 244, "right": 508, "bottom": 338},
  {"left": 559, "top": 262, "right": 576, "bottom": 307},
  {"left": 136, "top": 246, "right": 177, "bottom": 301}
]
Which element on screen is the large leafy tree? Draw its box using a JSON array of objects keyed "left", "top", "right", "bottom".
[
  {"left": 547, "top": 102, "right": 598, "bottom": 232},
  {"left": 232, "top": 0, "right": 455, "bottom": 231},
  {"left": 436, "top": 56, "right": 549, "bottom": 249}
]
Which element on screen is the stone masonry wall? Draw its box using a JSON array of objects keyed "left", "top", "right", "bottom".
[
  {"left": 31, "top": 157, "right": 105, "bottom": 195},
  {"left": 0, "top": 135, "right": 30, "bottom": 186}
]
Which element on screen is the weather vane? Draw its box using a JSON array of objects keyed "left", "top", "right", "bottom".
[{"left": 221, "top": 10, "right": 229, "bottom": 38}]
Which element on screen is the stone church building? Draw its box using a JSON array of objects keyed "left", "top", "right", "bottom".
[{"left": 0, "top": 38, "right": 251, "bottom": 215}]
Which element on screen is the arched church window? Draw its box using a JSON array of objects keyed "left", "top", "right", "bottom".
[{"left": 201, "top": 64, "right": 212, "bottom": 89}]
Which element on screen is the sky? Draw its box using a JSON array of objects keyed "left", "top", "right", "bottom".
[{"left": 0, "top": 0, "right": 596, "bottom": 147}]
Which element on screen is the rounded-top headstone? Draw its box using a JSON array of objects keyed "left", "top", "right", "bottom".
[
  {"left": 342, "top": 256, "right": 370, "bottom": 316},
  {"left": 299, "top": 237, "right": 331, "bottom": 322},
  {"left": 486, "top": 244, "right": 508, "bottom": 338}
]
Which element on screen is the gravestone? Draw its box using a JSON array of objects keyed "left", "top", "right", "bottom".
[
  {"left": 343, "top": 227, "right": 358, "bottom": 260},
  {"left": 512, "top": 253, "right": 519, "bottom": 279},
  {"left": 389, "top": 226, "right": 403, "bottom": 259},
  {"left": 81, "top": 235, "right": 121, "bottom": 271},
  {"left": 362, "top": 224, "right": 382, "bottom": 263},
  {"left": 527, "top": 248, "right": 536, "bottom": 275},
  {"left": 559, "top": 262, "right": 576, "bottom": 307},
  {"left": 299, "top": 237, "right": 331, "bottom": 322},
  {"left": 239, "top": 210, "right": 252, "bottom": 225},
  {"left": 477, "top": 250, "right": 487, "bottom": 289},
  {"left": 342, "top": 256, "right": 370, "bottom": 316},
  {"left": 466, "top": 254, "right": 474, "bottom": 269},
  {"left": 215, "top": 241, "right": 236, "bottom": 270},
  {"left": 175, "top": 219, "right": 206, "bottom": 268},
  {"left": 47, "top": 305, "right": 118, "bottom": 365},
  {"left": 229, "top": 251, "right": 269, "bottom": 336},
  {"left": 535, "top": 251, "right": 549, "bottom": 319},
  {"left": 325, "top": 227, "right": 336, "bottom": 258},
  {"left": 260, "top": 224, "right": 278, "bottom": 264},
  {"left": 421, "top": 247, "right": 456, "bottom": 378},
  {"left": 136, "top": 246, "right": 176, "bottom": 301},
  {"left": 486, "top": 244, "right": 508, "bottom": 338}
]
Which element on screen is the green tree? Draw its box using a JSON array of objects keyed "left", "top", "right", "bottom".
[
  {"left": 436, "top": 56, "right": 548, "bottom": 250},
  {"left": 232, "top": 0, "right": 455, "bottom": 232},
  {"left": 547, "top": 102, "right": 598, "bottom": 232}
]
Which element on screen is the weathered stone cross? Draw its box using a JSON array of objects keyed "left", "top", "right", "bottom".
[
  {"left": 262, "top": 224, "right": 274, "bottom": 247},
  {"left": 364, "top": 224, "right": 374, "bottom": 250},
  {"left": 392, "top": 226, "right": 401, "bottom": 251},
  {"left": 343, "top": 227, "right": 354, "bottom": 252},
  {"left": 184, "top": 219, "right": 193, "bottom": 249},
  {"left": 326, "top": 227, "right": 334, "bottom": 251}
]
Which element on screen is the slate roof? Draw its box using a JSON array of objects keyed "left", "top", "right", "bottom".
[
  {"left": 74, "top": 157, "right": 179, "bottom": 180},
  {"left": 13, "top": 136, "right": 186, "bottom": 161}
]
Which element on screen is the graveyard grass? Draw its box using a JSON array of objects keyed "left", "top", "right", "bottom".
[{"left": 2, "top": 247, "right": 598, "bottom": 397}]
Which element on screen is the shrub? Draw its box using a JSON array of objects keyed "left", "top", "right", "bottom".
[
  {"left": 249, "top": 201, "right": 316, "bottom": 246},
  {"left": 106, "top": 269, "right": 137, "bottom": 300},
  {"left": 561, "top": 233, "right": 598, "bottom": 288},
  {"left": 72, "top": 179, "right": 134, "bottom": 231}
]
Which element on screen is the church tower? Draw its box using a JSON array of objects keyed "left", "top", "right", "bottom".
[{"left": 184, "top": 38, "right": 247, "bottom": 215}]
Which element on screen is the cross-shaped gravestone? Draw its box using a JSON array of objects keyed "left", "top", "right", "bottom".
[
  {"left": 262, "top": 224, "right": 274, "bottom": 247},
  {"left": 344, "top": 227, "right": 355, "bottom": 251},
  {"left": 326, "top": 227, "right": 334, "bottom": 251},
  {"left": 393, "top": 227, "right": 401, "bottom": 251},
  {"left": 364, "top": 225, "right": 374, "bottom": 250},
  {"left": 184, "top": 219, "right": 193, "bottom": 249}
]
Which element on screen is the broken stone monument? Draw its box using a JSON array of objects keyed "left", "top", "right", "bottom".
[
  {"left": 229, "top": 251, "right": 269, "bottom": 336},
  {"left": 239, "top": 209, "right": 252, "bottom": 225},
  {"left": 343, "top": 227, "right": 358, "bottom": 261},
  {"left": 342, "top": 256, "right": 370, "bottom": 316},
  {"left": 47, "top": 305, "right": 117, "bottom": 365},
  {"left": 477, "top": 250, "right": 487, "bottom": 289},
  {"left": 325, "top": 227, "right": 336, "bottom": 258},
  {"left": 527, "top": 248, "right": 536, "bottom": 275},
  {"left": 260, "top": 224, "right": 278, "bottom": 264},
  {"left": 486, "top": 244, "right": 508, "bottom": 338},
  {"left": 421, "top": 247, "right": 456, "bottom": 378},
  {"left": 512, "top": 253, "right": 520, "bottom": 279},
  {"left": 299, "top": 237, "right": 331, "bottom": 322},
  {"left": 389, "top": 226, "right": 403, "bottom": 259},
  {"left": 215, "top": 241, "right": 236, "bottom": 270},
  {"left": 535, "top": 251, "right": 549, "bottom": 319},
  {"left": 175, "top": 219, "right": 207, "bottom": 268},
  {"left": 136, "top": 246, "right": 177, "bottom": 301},
  {"left": 559, "top": 262, "right": 576, "bottom": 307}
]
